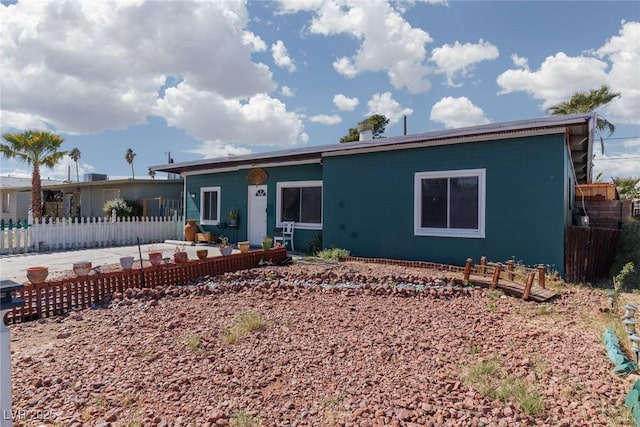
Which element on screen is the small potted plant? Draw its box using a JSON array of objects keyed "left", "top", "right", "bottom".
[
  {"left": 228, "top": 209, "right": 239, "bottom": 226},
  {"left": 238, "top": 241, "right": 250, "bottom": 253},
  {"left": 219, "top": 236, "right": 233, "bottom": 256},
  {"left": 174, "top": 244, "right": 189, "bottom": 263},
  {"left": 262, "top": 236, "right": 273, "bottom": 250}
]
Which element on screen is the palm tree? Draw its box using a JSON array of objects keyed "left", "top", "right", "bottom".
[
  {"left": 68, "top": 147, "right": 81, "bottom": 182},
  {"left": 125, "top": 148, "right": 136, "bottom": 179},
  {"left": 1, "top": 130, "right": 67, "bottom": 221},
  {"left": 613, "top": 176, "right": 640, "bottom": 199},
  {"left": 547, "top": 85, "right": 620, "bottom": 153}
]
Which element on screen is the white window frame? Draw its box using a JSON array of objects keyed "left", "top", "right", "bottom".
[
  {"left": 200, "top": 186, "right": 221, "bottom": 225},
  {"left": 414, "top": 169, "right": 486, "bottom": 238},
  {"left": 276, "top": 180, "right": 322, "bottom": 230}
]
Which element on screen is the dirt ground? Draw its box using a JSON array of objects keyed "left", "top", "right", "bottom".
[{"left": 7, "top": 259, "right": 637, "bottom": 426}]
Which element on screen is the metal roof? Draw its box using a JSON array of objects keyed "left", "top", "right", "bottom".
[
  {"left": 150, "top": 113, "right": 595, "bottom": 183},
  {"left": 0, "top": 176, "right": 65, "bottom": 189},
  {"left": 8, "top": 177, "right": 183, "bottom": 192}
]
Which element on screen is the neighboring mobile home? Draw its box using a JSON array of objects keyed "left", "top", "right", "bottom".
[
  {"left": 0, "top": 176, "right": 65, "bottom": 222},
  {"left": 152, "top": 114, "right": 596, "bottom": 277},
  {"left": 10, "top": 177, "right": 184, "bottom": 219}
]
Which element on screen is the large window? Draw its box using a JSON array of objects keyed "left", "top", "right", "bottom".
[
  {"left": 276, "top": 181, "right": 322, "bottom": 229},
  {"left": 200, "top": 186, "right": 220, "bottom": 225},
  {"left": 414, "top": 169, "right": 485, "bottom": 238}
]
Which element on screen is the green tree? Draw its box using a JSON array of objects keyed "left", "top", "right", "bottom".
[
  {"left": 613, "top": 176, "right": 640, "bottom": 199},
  {"left": 125, "top": 148, "right": 136, "bottom": 179},
  {"left": 1, "top": 130, "right": 67, "bottom": 221},
  {"left": 340, "top": 114, "right": 390, "bottom": 143},
  {"left": 547, "top": 85, "right": 620, "bottom": 153},
  {"left": 68, "top": 147, "right": 81, "bottom": 182}
]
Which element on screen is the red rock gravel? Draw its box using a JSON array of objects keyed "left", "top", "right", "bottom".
[{"left": 8, "top": 260, "right": 633, "bottom": 426}]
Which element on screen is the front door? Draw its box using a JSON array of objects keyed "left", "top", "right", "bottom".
[{"left": 247, "top": 185, "right": 267, "bottom": 246}]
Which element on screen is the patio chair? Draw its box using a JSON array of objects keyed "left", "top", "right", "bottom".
[
  {"left": 274, "top": 221, "right": 295, "bottom": 251},
  {"left": 195, "top": 223, "right": 212, "bottom": 244}
]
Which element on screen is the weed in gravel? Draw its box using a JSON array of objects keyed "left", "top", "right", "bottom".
[
  {"left": 185, "top": 333, "right": 202, "bottom": 351},
  {"left": 461, "top": 356, "right": 545, "bottom": 417},
  {"left": 468, "top": 344, "right": 480, "bottom": 355},
  {"left": 529, "top": 353, "right": 549, "bottom": 377},
  {"left": 602, "top": 400, "right": 634, "bottom": 426},
  {"left": 535, "top": 305, "right": 557, "bottom": 318},
  {"left": 497, "top": 376, "right": 544, "bottom": 416},
  {"left": 317, "top": 247, "right": 350, "bottom": 261},
  {"left": 486, "top": 289, "right": 504, "bottom": 299},
  {"left": 487, "top": 301, "right": 497, "bottom": 313},
  {"left": 222, "top": 312, "right": 265, "bottom": 344},
  {"left": 118, "top": 392, "right": 141, "bottom": 407},
  {"left": 321, "top": 393, "right": 348, "bottom": 425},
  {"left": 139, "top": 350, "right": 159, "bottom": 361},
  {"left": 230, "top": 409, "right": 261, "bottom": 427}
]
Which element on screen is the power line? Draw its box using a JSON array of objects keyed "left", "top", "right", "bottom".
[
  {"left": 594, "top": 156, "right": 640, "bottom": 161},
  {"left": 602, "top": 136, "right": 640, "bottom": 140}
]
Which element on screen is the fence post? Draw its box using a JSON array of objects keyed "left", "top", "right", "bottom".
[
  {"left": 463, "top": 258, "right": 473, "bottom": 282},
  {"left": 523, "top": 272, "right": 535, "bottom": 301},
  {"left": 480, "top": 256, "right": 487, "bottom": 276},
  {"left": 490, "top": 263, "right": 501, "bottom": 289},
  {"left": 506, "top": 260, "right": 514, "bottom": 281},
  {"left": 537, "top": 264, "right": 546, "bottom": 289}
]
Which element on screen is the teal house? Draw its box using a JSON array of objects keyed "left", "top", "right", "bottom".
[{"left": 152, "top": 113, "right": 595, "bottom": 276}]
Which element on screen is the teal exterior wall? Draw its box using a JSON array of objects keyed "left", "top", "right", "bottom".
[
  {"left": 185, "top": 164, "right": 322, "bottom": 249},
  {"left": 322, "top": 134, "right": 570, "bottom": 274}
]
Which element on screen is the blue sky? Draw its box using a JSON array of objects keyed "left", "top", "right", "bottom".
[{"left": 1, "top": 0, "right": 638, "bottom": 181}]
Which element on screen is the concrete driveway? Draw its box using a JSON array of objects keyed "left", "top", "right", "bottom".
[{"left": 0, "top": 241, "right": 230, "bottom": 284}]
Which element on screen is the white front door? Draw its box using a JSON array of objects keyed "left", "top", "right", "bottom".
[{"left": 247, "top": 185, "right": 267, "bottom": 246}]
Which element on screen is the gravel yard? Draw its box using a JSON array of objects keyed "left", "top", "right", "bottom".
[{"left": 8, "top": 259, "right": 634, "bottom": 426}]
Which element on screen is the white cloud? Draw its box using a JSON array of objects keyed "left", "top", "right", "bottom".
[
  {"left": 623, "top": 138, "right": 640, "bottom": 148},
  {"left": 593, "top": 155, "right": 640, "bottom": 181},
  {"left": 594, "top": 21, "right": 640, "bottom": 126},
  {"left": 187, "top": 141, "right": 253, "bottom": 159},
  {"left": 333, "top": 94, "right": 359, "bottom": 111},
  {"left": 280, "top": 0, "right": 433, "bottom": 93},
  {"left": 242, "top": 31, "right": 267, "bottom": 52},
  {"left": 271, "top": 40, "right": 296, "bottom": 72},
  {"left": 511, "top": 53, "right": 529, "bottom": 70},
  {"left": 365, "top": 92, "right": 413, "bottom": 125},
  {"left": 496, "top": 21, "right": 640, "bottom": 126},
  {"left": 154, "top": 83, "right": 308, "bottom": 148},
  {"left": 430, "top": 96, "right": 490, "bottom": 129},
  {"left": 430, "top": 39, "right": 499, "bottom": 87},
  {"left": 497, "top": 52, "right": 609, "bottom": 110},
  {"left": 0, "top": 0, "right": 307, "bottom": 148},
  {"left": 279, "top": 86, "right": 295, "bottom": 97},
  {"left": 309, "top": 114, "right": 342, "bottom": 125}
]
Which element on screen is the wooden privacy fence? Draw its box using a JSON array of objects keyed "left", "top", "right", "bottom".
[
  {"left": 5, "top": 247, "right": 287, "bottom": 324},
  {"left": 0, "top": 212, "right": 184, "bottom": 254},
  {"left": 463, "top": 257, "right": 555, "bottom": 302},
  {"left": 565, "top": 226, "right": 621, "bottom": 284}
]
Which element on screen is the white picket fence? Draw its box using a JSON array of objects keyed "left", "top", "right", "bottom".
[{"left": 0, "top": 212, "right": 184, "bottom": 254}]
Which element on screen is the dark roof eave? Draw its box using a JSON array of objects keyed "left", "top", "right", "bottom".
[{"left": 151, "top": 113, "right": 595, "bottom": 176}]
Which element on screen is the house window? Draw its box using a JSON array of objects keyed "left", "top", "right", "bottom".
[
  {"left": 414, "top": 169, "right": 485, "bottom": 238},
  {"left": 2, "top": 192, "right": 10, "bottom": 213},
  {"left": 200, "top": 186, "right": 220, "bottom": 225},
  {"left": 276, "top": 181, "right": 322, "bottom": 229}
]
